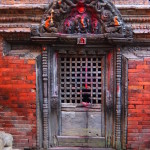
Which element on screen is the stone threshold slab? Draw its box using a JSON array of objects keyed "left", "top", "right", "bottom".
[{"left": 49, "top": 147, "right": 115, "bottom": 150}]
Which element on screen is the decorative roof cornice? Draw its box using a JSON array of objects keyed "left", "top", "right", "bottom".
[
  {"left": 0, "top": 4, "right": 150, "bottom": 10},
  {"left": 0, "top": 4, "right": 47, "bottom": 10},
  {"left": 116, "top": 5, "right": 150, "bottom": 9},
  {"left": 0, "top": 3, "right": 150, "bottom": 43}
]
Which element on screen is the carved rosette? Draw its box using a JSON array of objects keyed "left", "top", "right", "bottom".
[
  {"left": 31, "top": 0, "right": 133, "bottom": 39},
  {"left": 51, "top": 95, "right": 59, "bottom": 109}
]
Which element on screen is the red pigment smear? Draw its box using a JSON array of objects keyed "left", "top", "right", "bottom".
[
  {"left": 43, "top": 47, "right": 46, "bottom": 51},
  {"left": 107, "top": 52, "right": 112, "bottom": 90},
  {"left": 78, "top": 6, "right": 85, "bottom": 13},
  {"left": 85, "top": 58, "right": 88, "bottom": 89}
]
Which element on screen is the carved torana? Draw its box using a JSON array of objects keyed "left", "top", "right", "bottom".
[{"left": 31, "top": 0, "right": 133, "bottom": 39}]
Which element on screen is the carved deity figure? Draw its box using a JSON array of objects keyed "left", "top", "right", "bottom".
[
  {"left": 74, "top": 18, "right": 81, "bottom": 33},
  {"left": 43, "top": 15, "right": 58, "bottom": 33},
  {"left": 64, "top": 20, "right": 73, "bottom": 34},
  {"left": 92, "top": 19, "right": 101, "bottom": 34},
  {"left": 80, "top": 15, "right": 90, "bottom": 33}
]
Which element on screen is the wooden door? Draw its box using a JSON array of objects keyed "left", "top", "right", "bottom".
[{"left": 57, "top": 54, "right": 106, "bottom": 148}]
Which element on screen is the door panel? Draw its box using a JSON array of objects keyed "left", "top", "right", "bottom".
[{"left": 61, "top": 104, "right": 101, "bottom": 136}]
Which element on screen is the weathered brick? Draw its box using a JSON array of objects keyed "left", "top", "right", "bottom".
[
  {"left": 0, "top": 36, "right": 37, "bottom": 149},
  {"left": 128, "top": 59, "right": 150, "bottom": 150}
]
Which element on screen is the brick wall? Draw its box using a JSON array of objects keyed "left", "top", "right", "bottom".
[
  {"left": 0, "top": 36, "right": 37, "bottom": 148},
  {"left": 127, "top": 59, "right": 150, "bottom": 149}
]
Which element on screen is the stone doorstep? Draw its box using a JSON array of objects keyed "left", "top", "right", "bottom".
[
  {"left": 49, "top": 148, "right": 115, "bottom": 150},
  {"left": 10, "top": 147, "right": 116, "bottom": 150}
]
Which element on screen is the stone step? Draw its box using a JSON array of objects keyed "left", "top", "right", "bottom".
[
  {"left": 57, "top": 136, "right": 105, "bottom": 148},
  {"left": 49, "top": 147, "right": 115, "bottom": 150}
]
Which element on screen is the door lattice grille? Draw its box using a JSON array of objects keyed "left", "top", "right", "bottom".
[{"left": 60, "top": 57, "right": 102, "bottom": 104}]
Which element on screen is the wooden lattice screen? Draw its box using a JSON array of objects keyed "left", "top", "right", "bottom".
[{"left": 60, "top": 56, "right": 102, "bottom": 104}]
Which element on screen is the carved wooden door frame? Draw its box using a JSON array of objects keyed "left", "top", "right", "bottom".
[
  {"left": 35, "top": 44, "right": 128, "bottom": 150},
  {"left": 33, "top": 1, "right": 132, "bottom": 149}
]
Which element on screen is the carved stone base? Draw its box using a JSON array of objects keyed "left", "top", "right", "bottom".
[{"left": 0, "top": 132, "right": 13, "bottom": 150}]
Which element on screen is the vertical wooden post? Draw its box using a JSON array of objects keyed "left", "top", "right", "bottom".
[
  {"left": 51, "top": 50, "right": 59, "bottom": 146},
  {"left": 42, "top": 46, "right": 49, "bottom": 148},
  {"left": 122, "top": 56, "right": 128, "bottom": 149},
  {"left": 115, "top": 47, "right": 122, "bottom": 149},
  {"left": 105, "top": 51, "right": 114, "bottom": 148},
  {"left": 36, "top": 55, "right": 43, "bottom": 149}
]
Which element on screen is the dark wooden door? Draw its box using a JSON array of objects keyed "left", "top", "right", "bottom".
[{"left": 57, "top": 55, "right": 106, "bottom": 148}]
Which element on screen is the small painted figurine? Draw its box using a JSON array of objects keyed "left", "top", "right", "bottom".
[
  {"left": 92, "top": 19, "right": 100, "bottom": 34},
  {"left": 64, "top": 20, "right": 73, "bottom": 34}
]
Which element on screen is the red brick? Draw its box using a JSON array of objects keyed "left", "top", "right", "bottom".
[
  {"left": 128, "top": 129, "right": 139, "bottom": 133},
  {"left": 128, "top": 64, "right": 137, "bottom": 69},
  {"left": 128, "top": 86, "right": 143, "bottom": 90},
  {"left": 0, "top": 37, "right": 37, "bottom": 149},
  {"left": 128, "top": 137, "right": 139, "bottom": 141},
  {"left": 128, "top": 101, "right": 143, "bottom": 105},
  {"left": 128, "top": 60, "right": 144, "bottom": 65},
  {"left": 128, "top": 109, "right": 144, "bottom": 114},
  {"left": 128, "top": 117, "right": 143, "bottom": 121},
  {"left": 144, "top": 85, "right": 150, "bottom": 90},
  {"left": 136, "top": 65, "right": 150, "bottom": 69},
  {"left": 136, "top": 105, "right": 150, "bottom": 109},
  {"left": 143, "top": 101, "right": 150, "bottom": 105},
  {"left": 27, "top": 60, "right": 36, "bottom": 64},
  {"left": 128, "top": 133, "right": 140, "bottom": 137},
  {"left": 139, "top": 121, "right": 150, "bottom": 125},
  {"left": 128, "top": 121, "right": 138, "bottom": 125},
  {"left": 129, "top": 78, "right": 144, "bottom": 82},
  {"left": 144, "top": 58, "right": 150, "bottom": 62},
  {"left": 27, "top": 75, "right": 36, "bottom": 80},
  {"left": 128, "top": 69, "right": 143, "bottom": 73},
  {"left": 128, "top": 105, "right": 136, "bottom": 109}
]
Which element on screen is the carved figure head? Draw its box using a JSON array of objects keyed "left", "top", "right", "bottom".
[
  {"left": 124, "top": 26, "right": 133, "bottom": 38},
  {"left": 101, "top": 10, "right": 112, "bottom": 22}
]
